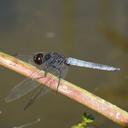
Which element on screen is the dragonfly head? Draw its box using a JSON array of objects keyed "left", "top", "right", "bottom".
[{"left": 33, "top": 53, "right": 44, "bottom": 65}]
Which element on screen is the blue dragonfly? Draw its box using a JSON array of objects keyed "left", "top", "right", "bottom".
[{"left": 5, "top": 52, "right": 120, "bottom": 109}]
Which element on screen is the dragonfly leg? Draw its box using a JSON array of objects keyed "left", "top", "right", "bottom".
[
  {"left": 56, "top": 69, "right": 62, "bottom": 91},
  {"left": 35, "top": 65, "right": 49, "bottom": 80},
  {"left": 43, "top": 64, "right": 49, "bottom": 77}
]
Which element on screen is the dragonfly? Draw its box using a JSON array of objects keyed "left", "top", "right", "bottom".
[{"left": 5, "top": 52, "right": 120, "bottom": 109}]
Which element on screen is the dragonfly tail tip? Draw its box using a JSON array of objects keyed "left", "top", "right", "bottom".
[{"left": 112, "top": 67, "right": 120, "bottom": 71}]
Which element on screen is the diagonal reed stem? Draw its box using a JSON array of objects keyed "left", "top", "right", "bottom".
[{"left": 0, "top": 51, "right": 128, "bottom": 126}]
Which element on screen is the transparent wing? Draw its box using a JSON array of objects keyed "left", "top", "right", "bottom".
[
  {"left": 24, "top": 86, "right": 49, "bottom": 110},
  {"left": 5, "top": 78, "right": 40, "bottom": 103},
  {"left": 60, "top": 65, "right": 69, "bottom": 79},
  {"left": 23, "top": 65, "right": 69, "bottom": 110},
  {"left": 66, "top": 57, "right": 120, "bottom": 71},
  {"left": 15, "top": 54, "right": 43, "bottom": 70},
  {"left": 13, "top": 54, "right": 32, "bottom": 62}
]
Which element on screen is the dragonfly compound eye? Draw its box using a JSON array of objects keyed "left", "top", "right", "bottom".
[{"left": 33, "top": 53, "right": 44, "bottom": 65}]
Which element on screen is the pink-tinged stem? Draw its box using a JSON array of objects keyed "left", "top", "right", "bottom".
[{"left": 0, "top": 51, "right": 128, "bottom": 126}]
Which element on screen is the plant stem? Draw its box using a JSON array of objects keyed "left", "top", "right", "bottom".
[{"left": 0, "top": 51, "right": 128, "bottom": 126}]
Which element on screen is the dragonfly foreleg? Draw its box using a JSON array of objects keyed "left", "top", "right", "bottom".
[
  {"left": 35, "top": 64, "right": 49, "bottom": 80},
  {"left": 43, "top": 64, "right": 49, "bottom": 77}
]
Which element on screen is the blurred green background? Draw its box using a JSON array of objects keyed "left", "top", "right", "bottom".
[{"left": 0, "top": 0, "right": 128, "bottom": 127}]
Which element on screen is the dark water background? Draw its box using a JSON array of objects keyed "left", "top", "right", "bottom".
[{"left": 0, "top": 0, "right": 128, "bottom": 127}]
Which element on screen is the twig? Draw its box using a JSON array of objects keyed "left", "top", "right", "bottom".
[{"left": 0, "top": 51, "right": 128, "bottom": 126}]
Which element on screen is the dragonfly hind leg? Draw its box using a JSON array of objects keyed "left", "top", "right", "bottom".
[
  {"left": 56, "top": 66, "right": 68, "bottom": 92},
  {"left": 56, "top": 69, "right": 63, "bottom": 91}
]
